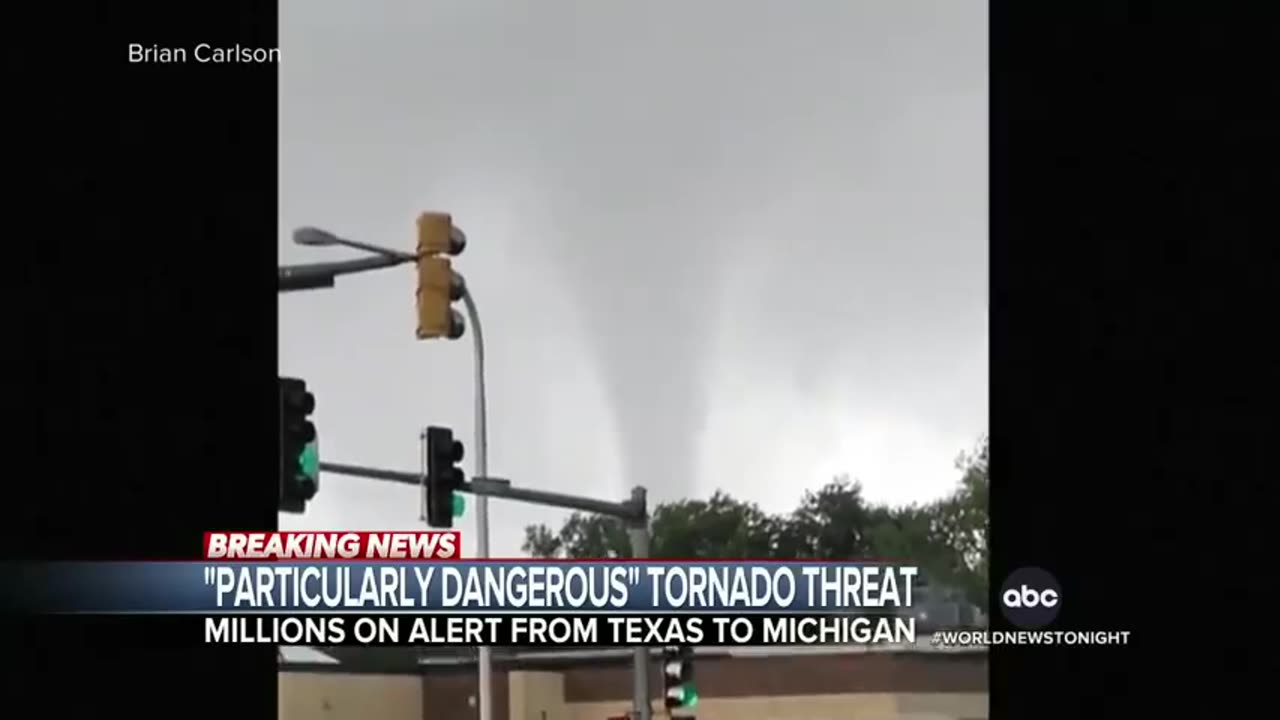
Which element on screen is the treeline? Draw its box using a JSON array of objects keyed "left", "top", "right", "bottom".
[{"left": 524, "top": 436, "right": 989, "bottom": 610}]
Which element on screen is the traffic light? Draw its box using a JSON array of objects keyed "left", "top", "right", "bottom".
[
  {"left": 425, "top": 425, "right": 466, "bottom": 528},
  {"left": 415, "top": 212, "right": 467, "bottom": 340},
  {"left": 279, "top": 377, "right": 319, "bottom": 514},
  {"left": 662, "top": 645, "right": 697, "bottom": 710}
]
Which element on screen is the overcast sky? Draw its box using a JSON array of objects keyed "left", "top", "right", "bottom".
[{"left": 278, "top": 0, "right": 987, "bottom": 556}]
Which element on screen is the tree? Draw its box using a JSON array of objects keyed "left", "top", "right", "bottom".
[
  {"left": 927, "top": 435, "right": 989, "bottom": 609},
  {"left": 522, "top": 492, "right": 779, "bottom": 559},
  {"left": 650, "top": 492, "right": 780, "bottom": 558},
  {"left": 522, "top": 435, "right": 990, "bottom": 607},
  {"left": 783, "top": 475, "right": 878, "bottom": 559},
  {"left": 522, "top": 512, "right": 629, "bottom": 559}
]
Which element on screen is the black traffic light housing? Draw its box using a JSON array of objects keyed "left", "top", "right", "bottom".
[
  {"left": 662, "top": 645, "right": 697, "bottom": 710},
  {"left": 279, "top": 377, "right": 319, "bottom": 514},
  {"left": 426, "top": 425, "right": 465, "bottom": 528}
]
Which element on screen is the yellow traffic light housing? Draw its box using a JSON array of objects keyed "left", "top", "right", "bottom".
[
  {"left": 417, "top": 212, "right": 466, "bottom": 255},
  {"left": 416, "top": 256, "right": 465, "bottom": 339},
  {"left": 415, "top": 212, "right": 467, "bottom": 340}
]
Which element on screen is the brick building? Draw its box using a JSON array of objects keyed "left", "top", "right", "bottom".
[{"left": 279, "top": 634, "right": 987, "bottom": 720}]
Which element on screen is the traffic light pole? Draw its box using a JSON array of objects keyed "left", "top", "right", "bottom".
[
  {"left": 291, "top": 223, "right": 653, "bottom": 719},
  {"left": 318, "top": 461, "right": 652, "bottom": 720},
  {"left": 322, "top": 462, "right": 649, "bottom": 520},
  {"left": 460, "top": 288, "right": 494, "bottom": 720},
  {"left": 278, "top": 255, "right": 410, "bottom": 292},
  {"left": 627, "top": 486, "right": 652, "bottom": 720}
]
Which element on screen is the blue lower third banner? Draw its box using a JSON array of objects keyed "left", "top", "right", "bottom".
[{"left": 0, "top": 561, "right": 921, "bottom": 614}]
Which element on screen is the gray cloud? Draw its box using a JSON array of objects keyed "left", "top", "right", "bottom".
[{"left": 279, "top": 0, "right": 987, "bottom": 553}]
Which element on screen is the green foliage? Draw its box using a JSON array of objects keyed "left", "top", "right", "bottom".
[
  {"left": 929, "top": 436, "right": 989, "bottom": 607},
  {"left": 522, "top": 435, "right": 990, "bottom": 610}
]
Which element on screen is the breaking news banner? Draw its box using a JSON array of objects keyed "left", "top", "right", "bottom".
[{"left": 1, "top": 531, "right": 924, "bottom": 648}]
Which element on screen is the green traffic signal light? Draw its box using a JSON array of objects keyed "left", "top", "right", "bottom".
[
  {"left": 299, "top": 441, "right": 319, "bottom": 478},
  {"left": 279, "top": 376, "right": 319, "bottom": 514},
  {"left": 681, "top": 686, "right": 698, "bottom": 707},
  {"left": 452, "top": 493, "right": 465, "bottom": 517}
]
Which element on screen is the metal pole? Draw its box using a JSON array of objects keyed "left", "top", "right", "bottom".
[
  {"left": 461, "top": 288, "right": 492, "bottom": 720},
  {"left": 319, "top": 462, "right": 647, "bottom": 523},
  {"left": 627, "top": 486, "right": 652, "bottom": 720},
  {"left": 278, "top": 255, "right": 408, "bottom": 292},
  {"left": 320, "top": 459, "right": 653, "bottom": 716},
  {"left": 418, "top": 430, "right": 429, "bottom": 522}
]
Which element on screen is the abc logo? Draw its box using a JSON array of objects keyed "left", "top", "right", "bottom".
[
  {"left": 999, "top": 567, "right": 1061, "bottom": 629},
  {"left": 1003, "top": 585, "right": 1059, "bottom": 608}
]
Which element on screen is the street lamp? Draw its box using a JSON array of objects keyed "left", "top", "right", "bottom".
[
  {"left": 279, "top": 228, "right": 424, "bottom": 292},
  {"left": 294, "top": 227, "right": 432, "bottom": 261}
]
